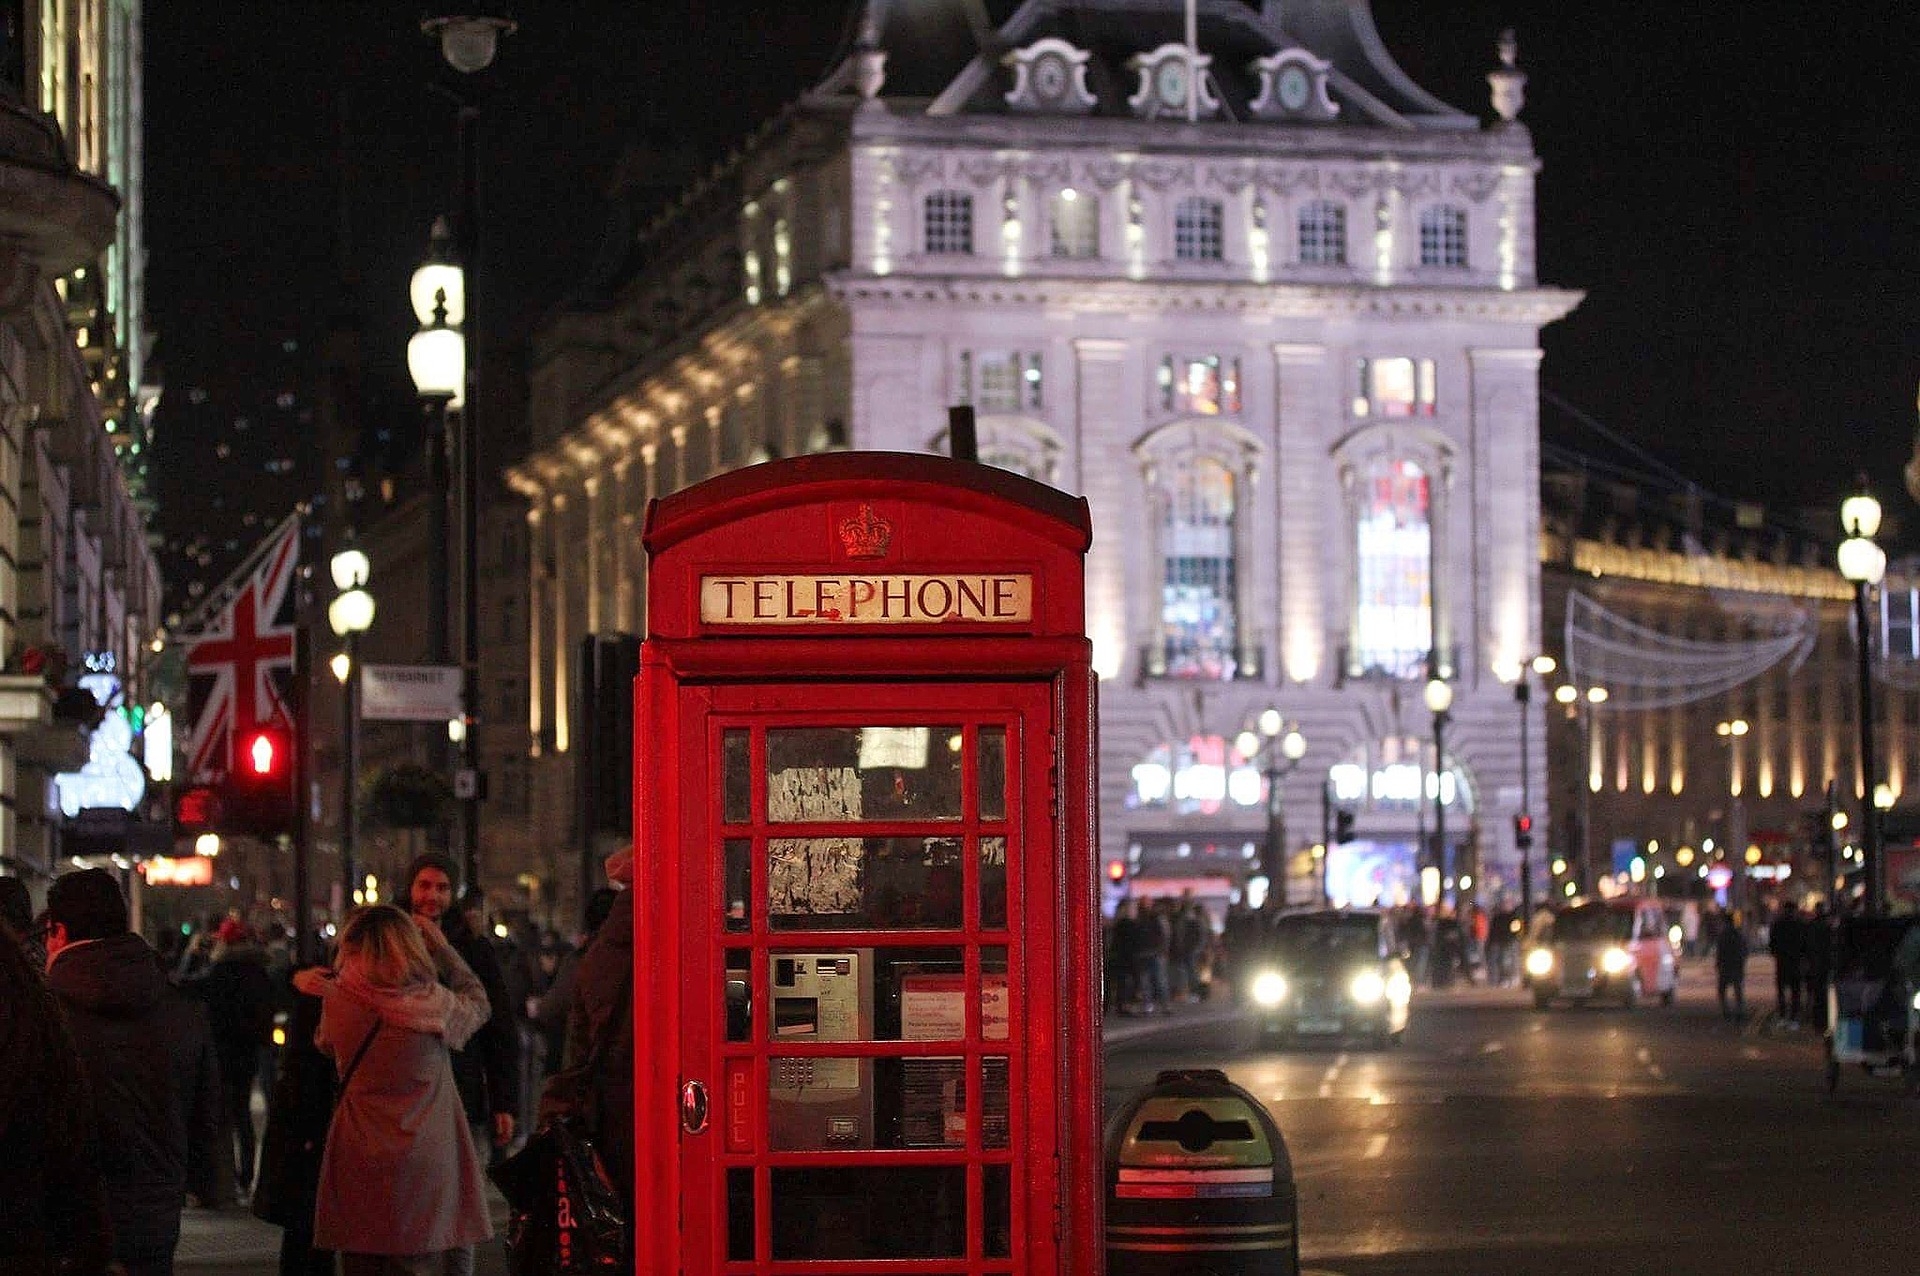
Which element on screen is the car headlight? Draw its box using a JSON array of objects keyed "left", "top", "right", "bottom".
[
  {"left": 1251, "top": 972, "right": 1288, "bottom": 1007},
  {"left": 1525, "top": 948, "right": 1554, "bottom": 978},
  {"left": 1668, "top": 924, "right": 1683, "bottom": 948},
  {"left": 1387, "top": 969, "right": 1413, "bottom": 1005},
  {"left": 1350, "top": 970, "right": 1387, "bottom": 1004},
  {"left": 1601, "top": 947, "right": 1633, "bottom": 975},
  {"left": 1911, "top": 990, "right": 1920, "bottom": 1012}
]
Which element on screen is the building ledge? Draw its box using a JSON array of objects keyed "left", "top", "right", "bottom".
[
  {"left": 0, "top": 95, "right": 121, "bottom": 281},
  {"left": 0, "top": 672, "right": 53, "bottom": 735}
]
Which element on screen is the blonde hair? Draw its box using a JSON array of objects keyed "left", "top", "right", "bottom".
[{"left": 337, "top": 904, "right": 435, "bottom": 989}]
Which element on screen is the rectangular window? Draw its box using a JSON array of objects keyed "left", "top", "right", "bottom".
[
  {"left": 1050, "top": 189, "right": 1099, "bottom": 258},
  {"left": 1353, "top": 357, "right": 1436, "bottom": 418},
  {"left": 1160, "top": 457, "right": 1239, "bottom": 680},
  {"left": 1160, "top": 355, "right": 1242, "bottom": 416},
  {"left": 1354, "top": 458, "right": 1433, "bottom": 679},
  {"left": 923, "top": 190, "right": 974, "bottom": 255},
  {"left": 1298, "top": 200, "right": 1348, "bottom": 266},
  {"left": 959, "top": 351, "right": 1041, "bottom": 413},
  {"left": 1419, "top": 205, "right": 1469, "bottom": 268},
  {"left": 1174, "top": 197, "right": 1224, "bottom": 262}
]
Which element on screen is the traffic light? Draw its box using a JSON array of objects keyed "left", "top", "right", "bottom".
[
  {"left": 1514, "top": 813, "right": 1534, "bottom": 849},
  {"left": 1107, "top": 859, "right": 1126, "bottom": 885},
  {"left": 174, "top": 785, "right": 224, "bottom": 834},
  {"left": 226, "top": 726, "right": 294, "bottom": 836},
  {"left": 1333, "top": 809, "right": 1357, "bottom": 844}
]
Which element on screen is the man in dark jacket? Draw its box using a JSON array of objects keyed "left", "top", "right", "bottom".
[
  {"left": 404, "top": 855, "right": 517, "bottom": 1145},
  {"left": 44, "top": 868, "right": 224, "bottom": 1276},
  {"left": 187, "top": 918, "right": 274, "bottom": 1197},
  {"left": 538, "top": 849, "right": 635, "bottom": 1215},
  {"left": 1769, "top": 898, "right": 1806, "bottom": 1024},
  {"left": 1715, "top": 908, "right": 1749, "bottom": 1022}
]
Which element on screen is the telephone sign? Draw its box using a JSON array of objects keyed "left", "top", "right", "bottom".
[{"left": 636, "top": 454, "right": 1099, "bottom": 1274}]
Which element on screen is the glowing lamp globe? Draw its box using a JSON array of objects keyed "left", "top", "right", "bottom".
[
  {"left": 1281, "top": 729, "right": 1307, "bottom": 762},
  {"left": 330, "top": 547, "right": 371, "bottom": 592},
  {"left": 1841, "top": 491, "right": 1882, "bottom": 540},
  {"left": 408, "top": 320, "right": 466, "bottom": 404},
  {"left": 328, "top": 588, "right": 376, "bottom": 637},
  {"left": 1838, "top": 536, "right": 1887, "bottom": 585},
  {"left": 1423, "top": 678, "right": 1453, "bottom": 715}
]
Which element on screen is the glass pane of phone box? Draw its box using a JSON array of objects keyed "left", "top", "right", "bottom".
[
  {"left": 771, "top": 1166, "right": 966, "bottom": 1261},
  {"left": 766, "top": 948, "right": 1007, "bottom": 1152}
]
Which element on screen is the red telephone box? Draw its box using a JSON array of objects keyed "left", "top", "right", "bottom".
[{"left": 634, "top": 452, "right": 1100, "bottom": 1274}]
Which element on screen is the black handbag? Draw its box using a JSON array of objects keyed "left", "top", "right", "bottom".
[
  {"left": 491, "top": 966, "right": 631, "bottom": 1275},
  {"left": 489, "top": 1116, "right": 628, "bottom": 1275}
]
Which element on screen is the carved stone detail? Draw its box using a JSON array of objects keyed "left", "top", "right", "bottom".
[{"left": 1134, "top": 159, "right": 1194, "bottom": 192}]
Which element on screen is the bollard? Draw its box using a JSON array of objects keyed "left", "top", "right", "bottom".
[{"left": 1104, "top": 1068, "right": 1299, "bottom": 1275}]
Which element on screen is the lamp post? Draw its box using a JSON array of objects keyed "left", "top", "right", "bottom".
[
  {"left": 1551, "top": 680, "right": 1609, "bottom": 894},
  {"left": 1500, "top": 654, "right": 1557, "bottom": 925},
  {"left": 1236, "top": 709, "right": 1306, "bottom": 913},
  {"left": 1423, "top": 675, "right": 1454, "bottom": 902},
  {"left": 1714, "top": 717, "right": 1750, "bottom": 912},
  {"left": 328, "top": 550, "right": 375, "bottom": 911},
  {"left": 408, "top": 257, "right": 462, "bottom": 866},
  {"left": 423, "top": 7, "right": 513, "bottom": 896},
  {"left": 1838, "top": 485, "right": 1887, "bottom": 914}
]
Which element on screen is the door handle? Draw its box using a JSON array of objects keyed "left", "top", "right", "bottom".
[{"left": 681, "top": 1079, "right": 711, "bottom": 1135}]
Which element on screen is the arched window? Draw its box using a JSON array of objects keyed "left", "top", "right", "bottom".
[
  {"left": 1418, "top": 205, "right": 1468, "bottom": 268},
  {"left": 1157, "top": 453, "right": 1240, "bottom": 678},
  {"left": 1050, "top": 188, "right": 1099, "bottom": 258},
  {"left": 1174, "top": 197, "right": 1224, "bottom": 261},
  {"left": 1353, "top": 457, "right": 1432, "bottom": 679},
  {"left": 923, "top": 190, "right": 975, "bottom": 255},
  {"left": 1297, "top": 200, "right": 1347, "bottom": 266}
]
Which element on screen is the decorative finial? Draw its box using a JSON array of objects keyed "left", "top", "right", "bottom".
[
  {"left": 1488, "top": 28, "right": 1527, "bottom": 125},
  {"left": 855, "top": 3, "right": 887, "bottom": 109}
]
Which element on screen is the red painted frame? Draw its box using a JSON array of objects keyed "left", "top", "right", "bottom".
[{"left": 635, "top": 454, "right": 1100, "bottom": 1275}]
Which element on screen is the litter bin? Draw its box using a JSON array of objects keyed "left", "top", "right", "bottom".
[{"left": 1104, "top": 1068, "right": 1298, "bottom": 1275}]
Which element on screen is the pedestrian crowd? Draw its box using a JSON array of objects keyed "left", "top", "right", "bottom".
[{"left": 0, "top": 852, "right": 636, "bottom": 1276}]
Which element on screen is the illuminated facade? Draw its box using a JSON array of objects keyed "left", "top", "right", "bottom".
[
  {"left": 0, "top": 0, "right": 163, "bottom": 886},
  {"left": 511, "top": 1, "right": 1580, "bottom": 913},
  {"left": 1540, "top": 472, "right": 1866, "bottom": 896}
]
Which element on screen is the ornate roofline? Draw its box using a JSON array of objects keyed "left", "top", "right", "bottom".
[{"left": 827, "top": 273, "right": 1583, "bottom": 324}]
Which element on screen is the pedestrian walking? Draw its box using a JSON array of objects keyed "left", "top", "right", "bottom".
[
  {"left": 1769, "top": 898, "right": 1805, "bottom": 1024},
  {"left": 43, "top": 868, "right": 225, "bottom": 1276},
  {"left": 0, "top": 875, "right": 45, "bottom": 970},
  {"left": 533, "top": 886, "right": 619, "bottom": 1071},
  {"left": 0, "top": 912, "right": 114, "bottom": 1276},
  {"left": 1802, "top": 902, "right": 1833, "bottom": 1031},
  {"left": 1715, "top": 908, "right": 1749, "bottom": 1021},
  {"left": 187, "top": 918, "right": 275, "bottom": 1198},
  {"left": 296, "top": 905, "right": 494, "bottom": 1276},
  {"left": 538, "top": 847, "right": 637, "bottom": 1217},
  {"left": 250, "top": 981, "right": 336, "bottom": 1276}
]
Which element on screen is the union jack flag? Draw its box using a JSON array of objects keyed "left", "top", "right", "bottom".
[{"left": 185, "top": 517, "right": 300, "bottom": 783}]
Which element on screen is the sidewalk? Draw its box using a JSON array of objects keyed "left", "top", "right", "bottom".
[{"left": 178, "top": 1190, "right": 514, "bottom": 1272}]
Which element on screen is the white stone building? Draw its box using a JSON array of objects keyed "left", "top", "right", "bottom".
[{"left": 513, "top": 0, "right": 1580, "bottom": 914}]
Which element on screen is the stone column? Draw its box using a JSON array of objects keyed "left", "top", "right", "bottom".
[
  {"left": 1272, "top": 344, "right": 1326, "bottom": 685},
  {"left": 526, "top": 499, "right": 549, "bottom": 754},
  {"left": 612, "top": 458, "right": 633, "bottom": 631},
  {"left": 1073, "top": 338, "right": 1130, "bottom": 680}
]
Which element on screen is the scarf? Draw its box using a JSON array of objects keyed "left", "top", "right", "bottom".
[{"left": 326, "top": 967, "right": 460, "bottom": 1036}]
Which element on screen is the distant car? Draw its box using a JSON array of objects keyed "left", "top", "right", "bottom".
[
  {"left": 1525, "top": 899, "right": 1676, "bottom": 1009},
  {"left": 1247, "top": 909, "right": 1411, "bottom": 1048}
]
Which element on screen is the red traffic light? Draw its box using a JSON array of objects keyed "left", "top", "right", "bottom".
[
  {"left": 243, "top": 729, "right": 285, "bottom": 777},
  {"left": 1107, "top": 860, "right": 1126, "bottom": 883},
  {"left": 1514, "top": 813, "right": 1534, "bottom": 848}
]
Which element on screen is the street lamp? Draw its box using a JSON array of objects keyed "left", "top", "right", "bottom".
[
  {"left": 1236, "top": 711, "right": 1307, "bottom": 912},
  {"left": 1423, "top": 674, "right": 1454, "bottom": 902},
  {"left": 329, "top": 549, "right": 375, "bottom": 909},
  {"left": 422, "top": 11, "right": 512, "bottom": 897},
  {"left": 1838, "top": 483, "right": 1887, "bottom": 913},
  {"left": 409, "top": 230, "right": 465, "bottom": 872}
]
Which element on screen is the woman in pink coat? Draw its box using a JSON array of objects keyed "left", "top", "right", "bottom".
[{"left": 295, "top": 905, "right": 493, "bottom": 1275}]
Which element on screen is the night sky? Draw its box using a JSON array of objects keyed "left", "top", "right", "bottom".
[{"left": 142, "top": 2, "right": 1920, "bottom": 615}]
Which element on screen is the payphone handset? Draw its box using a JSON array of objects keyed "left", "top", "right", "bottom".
[{"left": 769, "top": 951, "right": 874, "bottom": 1148}]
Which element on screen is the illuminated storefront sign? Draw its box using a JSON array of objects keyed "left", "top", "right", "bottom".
[{"left": 142, "top": 855, "right": 215, "bottom": 887}]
